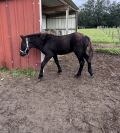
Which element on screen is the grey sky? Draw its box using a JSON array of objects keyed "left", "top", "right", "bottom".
[{"left": 72, "top": 0, "right": 120, "bottom": 7}]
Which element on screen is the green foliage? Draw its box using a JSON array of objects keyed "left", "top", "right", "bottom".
[
  {"left": 78, "top": 28, "right": 120, "bottom": 54},
  {"left": 0, "top": 62, "right": 8, "bottom": 72},
  {"left": 77, "top": 29, "right": 120, "bottom": 44},
  {"left": 0, "top": 62, "right": 38, "bottom": 77},
  {"left": 78, "top": 0, "right": 120, "bottom": 27},
  {"left": 95, "top": 47, "right": 120, "bottom": 54},
  {"left": 11, "top": 67, "right": 37, "bottom": 77},
  {"left": 108, "top": 2, "right": 120, "bottom": 27},
  {"left": 86, "top": 45, "right": 120, "bottom": 55}
]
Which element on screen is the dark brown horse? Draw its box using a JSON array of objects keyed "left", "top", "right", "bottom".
[{"left": 20, "top": 32, "right": 93, "bottom": 81}]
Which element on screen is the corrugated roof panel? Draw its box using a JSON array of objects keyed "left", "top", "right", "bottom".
[
  {"left": 42, "top": 0, "right": 63, "bottom": 7},
  {"left": 64, "top": 0, "right": 79, "bottom": 10},
  {"left": 42, "top": 0, "right": 79, "bottom": 11}
]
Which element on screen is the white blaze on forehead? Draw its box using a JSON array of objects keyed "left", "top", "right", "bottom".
[
  {"left": 20, "top": 38, "right": 29, "bottom": 55},
  {"left": 26, "top": 38, "right": 29, "bottom": 48}
]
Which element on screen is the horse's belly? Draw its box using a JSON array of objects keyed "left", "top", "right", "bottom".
[
  {"left": 55, "top": 42, "right": 72, "bottom": 55},
  {"left": 57, "top": 49, "right": 72, "bottom": 55}
]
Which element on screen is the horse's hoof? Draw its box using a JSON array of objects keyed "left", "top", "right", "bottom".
[
  {"left": 89, "top": 71, "right": 93, "bottom": 76},
  {"left": 38, "top": 76, "right": 43, "bottom": 82},
  {"left": 88, "top": 70, "right": 93, "bottom": 76},
  {"left": 90, "top": 72, "right": 94, "bottom": 76},
  {"left": 57, "top": 72, "right": 61, "bottom": 75},
  {"left": 75, "top": 74, "right": 79, "bottom": 78},
  {"left": 57, "top": 70, "right": 62, "bottom": 75},
  {"left": 57, "top": 71, "right": 61, "bottom": 75},
  {"left": 38, "top": 79, "right": 41, "bottom": 82}
]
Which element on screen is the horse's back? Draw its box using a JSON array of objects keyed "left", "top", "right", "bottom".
[{"left": 43, "top": 32, "right": 89, "bottom": 55}]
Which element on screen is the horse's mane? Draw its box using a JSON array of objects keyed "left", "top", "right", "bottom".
[
  {"left": 40, "top": 33, "right": 54, "bottom": 39},
  {"left": 39, "top": 33, "right": 55, "bottom": 45},
  {"left": 24, "top": 32, "right": 55, "bottom": 39},
  {"left": 24, "top": 32, "right": 55, "bottom": 45},
  {"left": 24, "top": 33, "right": 41, "bottom": 38}
]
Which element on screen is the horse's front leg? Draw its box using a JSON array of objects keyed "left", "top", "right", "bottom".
[
  {"left": 53, "top": 55, "right": 62, "bottom": 75},
  {"left": 38, "top": 54, "right": 52, "bottom": 81}
]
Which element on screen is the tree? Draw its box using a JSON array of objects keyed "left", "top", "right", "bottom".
[
  {"left": 78, "top": 0, "right": 120, "bottom": 27},
  {"left": 109, "top": 2, "right": 120, "bottom": 27},
  {"left": 94, "top": 0, "right": 107, "bottom": 26},
  {"left": 78, "top": 0, "right": 95, "bottom": 27}
]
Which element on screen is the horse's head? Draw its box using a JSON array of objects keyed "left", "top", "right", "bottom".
[{"left": 20, "top": 35, "right": 30, "bottom": 57}]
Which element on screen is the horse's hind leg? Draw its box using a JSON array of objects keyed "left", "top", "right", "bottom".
[
  {"left": 53, "top": 55, "right": 62, "bottom": 75},
  {"left": 38, "top": 54, "right": 53, "bottom": 81},
  {"left": 84, "top": 52, "right": 93, "bottom": 76},
  {"left": 75, "top": 58, "right": 85, "bottom": 78}
]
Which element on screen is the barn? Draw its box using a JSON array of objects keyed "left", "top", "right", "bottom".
[{"left": 0, "top": 0, "right": 79, "bottom": 71}]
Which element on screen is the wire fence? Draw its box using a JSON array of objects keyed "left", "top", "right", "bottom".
[{"left": 97, "top": 26, "right": 120, "bottom": 43}]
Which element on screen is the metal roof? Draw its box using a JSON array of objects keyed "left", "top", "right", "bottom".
[
  {"left": 0, "top": 0, "right": 79, "bottom": 10},
  {"left": 64, "top": 0, "right": 79, "bottom": 10},
  {"left": 42, "top": 0, "right": 79, "bottom": 11},
  {"left": 42, "top": 0, "right": 63, "bottom": 8}
]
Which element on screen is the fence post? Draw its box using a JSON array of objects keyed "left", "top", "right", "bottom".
[
  {"left": 117, "top": 27, "right": 119, "bottom": 36},
  {"left": 112, "top": 27, "right": 114, "bottom": 39},
  {"left": 109, "top": 28, "right": 110, "bottom": 36},
  {"left": 118, "top": 27, "right": 120, "bottom": 43},
  {"left": 106, "top": 26, "right": 107, "bottom": 34}
]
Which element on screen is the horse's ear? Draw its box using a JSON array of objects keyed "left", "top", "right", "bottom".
[{"left": 20, "top": 35, "right": 24, "bottom": 40}]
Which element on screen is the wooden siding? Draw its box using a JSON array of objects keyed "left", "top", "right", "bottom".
[{"left": 0, "top": 0, "right": 41, "bottom": 71}]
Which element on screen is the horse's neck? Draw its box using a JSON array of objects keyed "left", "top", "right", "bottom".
[
  {"left": 38, "top": 43, "right": 44, "bottom": 53},
  {"left": 30, "top": 38, "right": 44, "bottom": 52}
]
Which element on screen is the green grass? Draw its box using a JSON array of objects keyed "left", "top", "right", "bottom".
[
  {"left": 94, "top": 47, "right": 120, "bottom": 55},
  {"left": 105, "top": 28, "right": 119, "bottom": 39},
  {"left": 86, "top": 46, "right": 120, "bottom": 55},
  {"left": 0, "top": 62, "right": 38, "bottom": 78},
  {"left": 0, "top": 62, "right": 8, "bottom": 72},
  {"left": 77, "top": 28, "right": 120, "bottom": 44},
  {"left": 11, "top": 67, "right": 38, "bottom": 77}
]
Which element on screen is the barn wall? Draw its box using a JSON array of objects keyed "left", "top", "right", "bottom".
[
  {"left": 47, "top": 14, "right": 76, "bottom": 35},
  {"left": 0, "top": 0, "right": 41, "bottom": 71}
]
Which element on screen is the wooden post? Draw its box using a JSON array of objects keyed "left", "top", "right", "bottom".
[
  {"left": 117, "top": 27, "right": 119, "bottom": 36},
  {"left": 39, "top": 0, "right": 44, "bottom": 63},
  {"left": 112, "top": 27, "right": 114, "bottom": 39},
  {"left": 39, "top": 0, "right": 42, "bottom": 33},
  {"left": 112, "top": 31, "right": 113, "bottom": 39},
  {"left": 118, "top": 27, "right": 120, "bottom": 43},
  {"left": 106, "top": 27, "right": 107, "bottom": 34},
  {"left": 109, "top": 28, "right": 110, "bottom": 36},
  {"left": 75, "top": 11, "right": 78, "bottom": 32},
  {"left": 66, "top": 8, "right": 69, "bottom": 35}
]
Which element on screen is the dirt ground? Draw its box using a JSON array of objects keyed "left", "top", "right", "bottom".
[{"left": 0, "top": 52, "right": 120, "bottom": 133}]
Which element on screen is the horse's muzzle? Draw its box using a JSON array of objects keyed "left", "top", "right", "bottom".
[{"left": 20, "top": 52, "right": 26, "bottom": 57}]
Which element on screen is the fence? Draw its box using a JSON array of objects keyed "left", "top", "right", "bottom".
[
  {"left": 97, "top": 26, "right": 120, "bottom": 43},
  {"left": 77, "top": 26, "right": 85, "bottom": 29}
]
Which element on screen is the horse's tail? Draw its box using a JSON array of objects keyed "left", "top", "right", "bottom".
[{"left": 87, "top": 37, "right": 93, "bottom": 62}]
